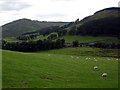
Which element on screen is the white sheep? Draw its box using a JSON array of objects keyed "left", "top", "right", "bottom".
[
  {"left": 116, "top": 59, "right": 118, "bottom": 61},
  {"left": 102, "top": 73, "right": 108, "bottom": 77},
  {"left": 107, "top": 58, "right": 110, "bottom": 60},
  {"left": 94, "top": 66, "right": 98, "bottom": 70},
  {"left": 71, "top": 56, "right": 73, "bottom": 58},
  {"left": 48, "top": 54, "right": 51, "bottom": 56},
  {"left": 94, "top": 59, "right": 98, "bottom": 61},
  {"left": 77, "top": 57, "right": 79, "bottom": 59}
]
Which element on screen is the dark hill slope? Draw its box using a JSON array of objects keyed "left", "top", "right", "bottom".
[
  {"left": 80, "top": 7, "right": 120, "bottom": 24},
  {"left": 66, "top": 7, "right": 120, "bottom": 36}
]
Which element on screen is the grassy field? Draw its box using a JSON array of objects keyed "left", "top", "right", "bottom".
[
  {"left": 39, "top": 47, "right": 118, "bottom": 57},
  {"left": 4, "top": 35, "right": 118, "bottom": 44},
  {"left": 60, "top": 35, "right": 118, "bottom": 44},
  {"left": 2, "top": 48, "right": 118, "bottom": 88},
  {"left": 4, "top": 37, "right": 19, "bottom": 42}
]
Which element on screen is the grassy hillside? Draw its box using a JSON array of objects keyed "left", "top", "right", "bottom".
[
  {"left": 64, "top": 7, "right": 120, "bottom": 36},
  {"left": 3, "top": 49, "right": 118, "bottom": 88},
  {"left": 2, "top": 18, "right": 68, "bottom": 37},
  {"left": 60, "top": 35, "right": 118, "bottom": 44},
  {"left": 80, "top": 7, "right": 120, "bottom": 24}
]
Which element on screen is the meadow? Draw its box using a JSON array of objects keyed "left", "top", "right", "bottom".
[
  {"left": 4, "top": 35, "right": 118, "bottom": 44},
  {"left": 2, "top": 47, "right": 118, "bottom": 88},
  {"left": 60, "top": 35, "right": 118, "bottom": 44}
]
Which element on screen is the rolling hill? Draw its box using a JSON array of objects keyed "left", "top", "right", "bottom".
[
  {"left": 2, "top": 18, "right": 68, "bottom": 37},
  {"left": 2, "top": 7, "right": 120, "bottom": 38},
  {"left": 80, "top": 7, "right": 120, "bottom": 24},
  {"left": 64, "top": 7, "right": 120, "bottom": 36}
]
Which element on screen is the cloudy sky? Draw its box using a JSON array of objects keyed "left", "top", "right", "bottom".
[{"left": 0, "top": 0, "right": 119, "bottom": 26}]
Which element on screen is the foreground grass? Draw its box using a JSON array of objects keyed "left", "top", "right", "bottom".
[{"left": 2, "top": 49, "right": 118, "bottom": 88}]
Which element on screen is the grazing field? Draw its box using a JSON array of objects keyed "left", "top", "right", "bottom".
[
  {"left": 2, "top": 48, "right": 118, "bottom": 88},
  {"left": 60, "top": 35, "right": 118, "bottom": 44},
  {"left": 4, "top": 35, "right": 118, "bottom": 44},
  {"left": 39, "top": 47, "right": 118, "bottom": 57}
]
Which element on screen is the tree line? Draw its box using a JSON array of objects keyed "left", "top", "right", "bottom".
[
  {"left": 2, "top": 39, "right": 65, "bottom": 52},
  {"left": 2, "top": 38, "right": 119, "bottom": 52}
]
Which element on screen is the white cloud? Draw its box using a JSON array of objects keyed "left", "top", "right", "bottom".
[
  {"left": 36, "top": 13, "right": 67, "bottom": 18},
  {"left": 0, "top": 0, "right": 32, "bottom": 11},
  {"left": 119, "top": 1, "right": 120, "bottom": 7}
]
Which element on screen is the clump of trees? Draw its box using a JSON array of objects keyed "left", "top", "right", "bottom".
[
  {"left": 2, "top": 39, "right": 65, "bottom": 52},
  {"left": 73, "top": 40, "right": 79, "bottom": 47}
]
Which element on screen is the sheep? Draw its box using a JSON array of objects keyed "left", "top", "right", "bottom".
[
  {"left": 94, "top": 59, "right": 98, "bottom": 61},
  {"left": 71, "top": 56, "right": 73, "bottom": 58},
  {"left": 77, "top": 57, "right": 79, "bottom": 59},
  {"left": 107, "top": 58, "right": 110, "bottom": 60},
  {"left": 48, "top": 54, "right": 51, "bottom": 56},
  {"left": 94, "top": 66, "right": 98, "bottom": 70},
  {"left": 102, "top": 73, "right": 108, "bottom": 77},
  {"left": 116, "top": 59, "right": 118, "bottom": 61}
]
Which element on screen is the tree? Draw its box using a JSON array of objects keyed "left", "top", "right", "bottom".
[
  {"left": 73, "top": 40, "right": 79, "bottom": 47},
  {"left": 61, "top": 39, "right": 65, "bottom": 47},
  {"left": 36, "top": 40, "right": 43, "bottom": 50}
]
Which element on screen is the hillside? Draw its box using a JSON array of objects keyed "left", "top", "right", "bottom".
[
  {"left": 13, "top": 7, "right": 120, "bottom": 38},
  {"left": 65, "top": 7, "right": 120, "bottom": 36},
  {"left": 3, "top": 49, "right": 118, "bottom": 88},
  {"left": 80, "top": 7, "right": 120, "bottom": 24},
  {"left": 2, "top": 7, "right": 120, "bottom": 38},
  {"left": 2, "top": 18, "right": 68, "bottom": 37}
]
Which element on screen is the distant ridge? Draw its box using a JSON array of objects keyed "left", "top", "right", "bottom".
[
  {"left": 94, "top": 7, "right": 120, "bottom": 14},
  {"left": 2, "top": 7, "right": 120, "bottom": 37},
  {"left": 2, "top": 18, "right": 68, "bottom": 37},
  {"left": 64, "top": 7, "right": 120, "bottom": 36}
]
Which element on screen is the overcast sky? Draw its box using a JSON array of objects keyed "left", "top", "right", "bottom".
[{"left": 0, "top": 0, "right": 119, "bottom": 26}]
